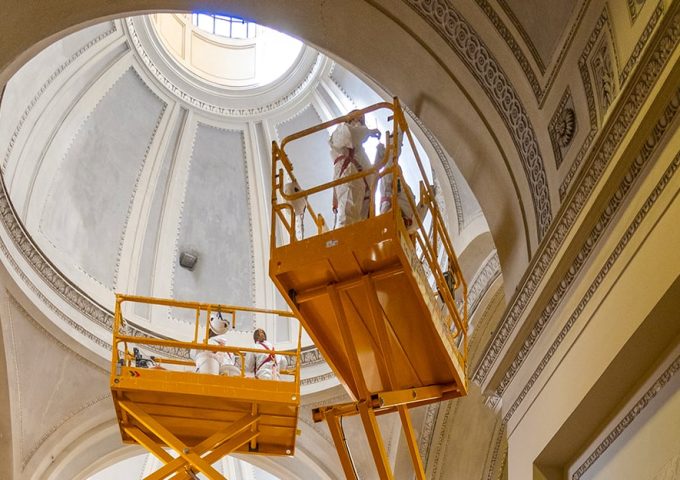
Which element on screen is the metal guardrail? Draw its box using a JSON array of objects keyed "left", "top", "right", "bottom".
[
  {"left": 270, "top": 98, "right": 469, "bottom": 362},
  {"left": 111, "top": 294, "right": 302, "bottom": 381}
]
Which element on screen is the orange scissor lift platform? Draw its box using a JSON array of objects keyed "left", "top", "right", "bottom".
[
  {"left": 269, "top": 99, "right": 468, "bottom": 479},
  {"left": 110, "top": 295, "right": 302, "bottom": 480}
]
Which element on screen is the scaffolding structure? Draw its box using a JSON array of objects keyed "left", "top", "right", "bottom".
[
  {"left": 110, "top": 294, "right": 302, "bottom": 480},
  {"left": 269, "top": 98, "right": 468, "bottom": 479}
]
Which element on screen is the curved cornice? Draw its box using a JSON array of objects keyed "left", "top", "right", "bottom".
[
  {"left": 474, "top": 6, "right": 680, "bottom": 389},
  {"left": 404, "top": 0, "right": 552, "bottom": 241},
  {"left": 124, "top": 17, "right": 328, "bottom": 119}
]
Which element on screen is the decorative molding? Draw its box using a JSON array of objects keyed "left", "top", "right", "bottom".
[
  {"left": 628, "top": 0, "right": 649, "bottom": 24},
  {"left": 590, "top": 25, "right": 619, "bottom": 122},
  {"left": 419, "top": 403, "right": 440, "bottom": 469},
  {"left": 571, "top": 353, "right": 680, "bottom": 479},
  {"left": 484, "top": 421, "right": 506, "bottom": 480},
  {"left": 621, "top": 1, "right": 665, "bottom": 85},
  {"left": 474, "top": 0, "right": 541, "bottom": 99},
  {"left": 301, "top": 371, "right": 336, "bottom": 386},
  {"left": 537, "top": 0, "right": 592, "bottom": 107},
  {"left": 495, "top": 0, "right": 546, "bottom": 72},
  {"left": 465, "top": 251, "right": 501, "bottom": 318},
  {"left": 2, "top": 23, "right": 118, "bottom": 171},
  {"left": 0, "top": 153, "right": 197, "bottom": 359},
  {"left": 124, "top": 18, "right": 324, "bottom": 118},
  {"left": 476, "top": 0, "right": 591, "bottom": 106},
  {"left": 474, "top": 6, "right": 680, "bottom": 386},
  {"left": 468, "top": 287, "right": 504, "bottom": 368},
  {"left": 428, "top": 399, "right": 458, "bottom": 480},
  {"left": 300, "top": 346, "right": 325, "bottom": 366},
  {"left": 548, "top": 88, "right": 577, "bottom": 170},
  {"left": 495, "top": 90, "right": 680, "bottom": 398},
  {"left": 404, "top": 0, "right": 552, "bottom": 240},
  {"left": 502, "top": 146, "right": 680, "bottom": 424},
  {"left": 561, "top": 3, "right": 648, "bottom": 200},
  {"left": 328, "top": 69, "right": 357, "bottom": 109}
]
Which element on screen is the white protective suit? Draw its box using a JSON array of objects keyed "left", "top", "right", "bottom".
[
  {"left": 377, "top": 136, "right": 428, "bottom": 234},
  {"left": 190, "top": 335, "right": 240, "bottom": 376},
  {"left": 330, "top": 120, "right": 378, "bottom": 228},
  {"left": 283, "top": 180, "right": 307, "bottom": 239},
  {"left": 245, "top": 340, "right": 287, "bottom": 380}
]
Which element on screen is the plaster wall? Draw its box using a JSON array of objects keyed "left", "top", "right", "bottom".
[{"left": 506, "top": 132, "right": 680, "bottom": 479}]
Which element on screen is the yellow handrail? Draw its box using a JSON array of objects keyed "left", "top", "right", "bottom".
[
  {"left": 111, "top": 294, "right": 302, "bottom": 382},
  {"left": 269, "top": 98, "right": 468, "bottom": 359}
]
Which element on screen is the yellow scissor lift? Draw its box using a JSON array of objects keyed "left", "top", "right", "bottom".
[
  {"left": 110, "top": 294, "right": 302, "bottom": 480},
  {"left": 269, "top": 98, "right": 469, "bottom": 479}
]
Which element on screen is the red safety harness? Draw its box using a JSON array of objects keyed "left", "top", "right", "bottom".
[
  {"left": 255, "top": 341, "right": 276, "bottom": 377},
  {"left": 332, "top": 149, "right": 370, "bottom": 212}
]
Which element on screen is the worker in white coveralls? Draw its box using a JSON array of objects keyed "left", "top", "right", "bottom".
[
  {"left": 377, "top": 130, "right": 428, "bottom": 234},
  {"left": 245, "top": 328, "right": 287, "bottom": 380},
  {"left": 190, "top": 312, "right": 240, "bottom": 376},
  {"left": 283, "top": 180, "right": 307, "bottom": 239},
  {"left": 330, "top": 111, "right": 380, "bottom": 228}
]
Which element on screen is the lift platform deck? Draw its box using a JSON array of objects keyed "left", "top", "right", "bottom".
[
  {"left": 271, "top": 211, "right": 465, "bottom": 403},
  {"left": 110, "top": 295, "right": 301, "bottom": 480},
  {"left": 269, "top": 99, "right": 468, "bottom": 479}
]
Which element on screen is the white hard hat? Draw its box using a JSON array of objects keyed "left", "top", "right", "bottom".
[{"left": 210, "top": 313, "right": 230, "bottom": 334}]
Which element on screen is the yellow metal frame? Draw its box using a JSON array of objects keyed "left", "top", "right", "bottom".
[
  {"left": 270, "top": 98, "right": 469, "bottom": 479},
  {"left": 110, "top": 294, "right": 302, "bottom": 480},
  {"left": 271, "top": 98, "right": 467, "bottom": 348}
]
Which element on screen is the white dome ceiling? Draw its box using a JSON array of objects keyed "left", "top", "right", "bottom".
[{"left": 0, "top": 15, "right": 492, "bottom": 392}]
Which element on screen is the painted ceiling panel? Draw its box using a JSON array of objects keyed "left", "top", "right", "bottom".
[
  {"left": 173, "top": 124, "right": 253, "bottom": 325},
  {"left": 40, "top": 68, "right": 166, "bottom": 288},
  {"left": 501, "top": 0, "right": 578, "bottom": 69}
]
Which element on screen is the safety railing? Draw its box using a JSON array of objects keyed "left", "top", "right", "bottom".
[
  {"left": 271, "top": 98, "right": 468, "bottom": 359},
  {"left": 110, "top": 294, "right": 302, "bottom": 383}
]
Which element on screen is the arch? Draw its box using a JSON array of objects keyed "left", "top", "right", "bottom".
[{"left": 0, "top": 0, "right": 539, "bottom": 293}]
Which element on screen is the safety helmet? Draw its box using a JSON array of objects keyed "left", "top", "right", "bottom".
[{"left": 209, "top": 312, "right": 230, "bottom": 334}]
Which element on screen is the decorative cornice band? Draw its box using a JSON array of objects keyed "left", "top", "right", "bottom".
[
  {"left": 474, "top": 7, "right": 680, "bottom": 385},
  {"left": 477, "top": 0, "right": 603, "bottom": 118},
  {"left": 419, "top": 403, "right": 440, "bottom": 469},
  {"left": 301, "top": 371, "right": 336, "bottom": 386},
  {"left": 560, "top": 7, "right": 617, "bottom": 202},
  {"left": 495, "top": 90, "right": 680, "bottom": 396},
  {"left": 572, "top": 353, "right": 680, "bottom": 479},
  {"left": 404, "top": 0, "right": 552, "bottom": 240},
  {"left": 503, "top": 147, "right": 680, "bottom": 424},
  {"left": 560, "top": 3, "right": 676, "bottom": 199},
  {"left": 469, "top": 252, "right": 500, "bottom": 316},
  {"left": 484, "top": 421, "right": 506, "bottom": 480},
  {"left": 124, "top": 18, "right": 323, "bottom": 118},
  {"left": 620, "top": 2, "right": 665, "bottom": 86}
]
